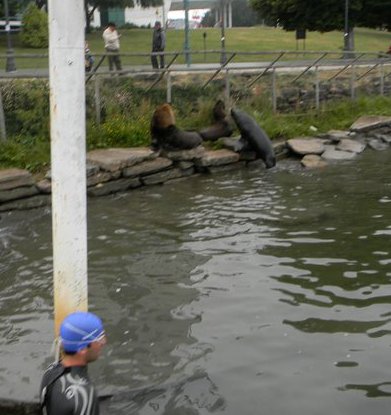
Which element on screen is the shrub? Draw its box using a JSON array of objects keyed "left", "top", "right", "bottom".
[{"left": 19, "top": 3, "right": 48, "bottom": 48}]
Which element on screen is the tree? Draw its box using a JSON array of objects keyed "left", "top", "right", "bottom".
[
  {"left": 19, "top": 2, "right": 48, "bottom": 48},
  {"left": 231, "top": 0, "right": 264, "bottom": 27},
  {"left": 249, "top": 0, "right": 391, "bottom": 52}
]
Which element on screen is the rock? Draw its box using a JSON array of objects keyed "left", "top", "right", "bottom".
[
  {"left": 0, "top": 186, "right": 39, "bottom": 203},
  {"left": 368, "top": 139, "right": 389, "bottom": 151},
  {"left": 0, "top": 195, "right": 50, "bottom": 212},
  {"left": 321, "top": 147, "right": 357, "bottom": 161},
  {"left": 239, "top": 151, "right": 257, "bottom": 161},
  {"left": 373, "top": 134, "right": 391, "bottom": 145},
  {"left": 87, "top": 177, "right": 141, "bottom": 197},
  {"left": 87, "top": 172, "right": 114, "bottom": 187},
  {"left": 86, "top": 162, "right": 100, "bottom": 177},
  {"left": 220, "top": 136, "right": 246, "bottom": 152},
  {"left": 36, "top": 179, "right": 52, "bottom": 194},
  {"left": 162, "top": 146, "right": 205, "bottom": 161},
  {"left": 208, "top": 161, "right": 247, "bottom": 174},
  {"left": 301, "top": 154, "right": 328, "bottom": 169},
  {"left": 287, "top": 138, "right": 325, "bottom": 155},
  {"left": 196, "top": 149, "right": 240, "bottom": 167},
  {"left": 336, "top": 139, "right": 366, "bottom": 153},
  {"left": 141, "top": 168, "right": 183, "bottom": 185},
  {"left": 0, "top": 168, "right": 34, "bottom": 191},
  {"left": 350, "top": 115, "right": 391, "bottom": 132},
  {"left": 87, "top": 148, "right": 157, "bottom": 172},
  {"left": 325, "top": 130, "right": 351, "bottom": 142},
  {"left": 123, "top": 157, "right": 173, "bottom": 178},
  {"left": 273, "top": 140, "right": 288, "bottom": 156},
  {"left": 177, "top": 161, "right": 194, "bottom": 170}
]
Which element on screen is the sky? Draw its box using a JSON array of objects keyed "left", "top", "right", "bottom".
[{"left": 167, "top": 9, "right": 210, "bottom": 20}]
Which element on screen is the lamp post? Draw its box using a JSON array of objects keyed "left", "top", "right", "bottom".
[
  {"left": 3, "top": 0, "right": 16, "bottom": 72},
  {"left": 184, "top": 0, "right": 191, "bottom": 66},
  {"left": 343, "top": 0, "right": 350, "bottom": 58},
  {"left": 220, "top": 0, "right": 226, "bottom": 64}
]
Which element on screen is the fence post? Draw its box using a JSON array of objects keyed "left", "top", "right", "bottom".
[
  {"left": 315, "top": 65, "right": 320, "bottom": 111},
  {"left": 0, "top": 87, "right": 6, "bottom": 142},
  {"left": 350, "top": 64, "right": 356, "bottom": 100},
  {"left": 272, "top": 68, "right": 277, "bottom": 113},
  {"left": 224, "top": 69, "right": 230, "bottom": 108},
  {"left": 379, "top": 63, "right": 384, "bottom": 96},
  {"left": 166, "top": 71, "right": 172, "bottom": 103},
  {"left": 94, "top": 75, "right": 101, "bottom": 125}
]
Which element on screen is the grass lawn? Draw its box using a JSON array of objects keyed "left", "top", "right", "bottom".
[{"left": 0, "top": 26, "right": 390, "bottom": 68}]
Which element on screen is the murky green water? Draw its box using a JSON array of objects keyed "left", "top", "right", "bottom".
[{"left": 0, "top": 150, "right": 390, "bottom": 414}]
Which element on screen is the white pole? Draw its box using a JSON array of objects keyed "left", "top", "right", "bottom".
[{"left": 49, "top": 0, "right": 88, "bottom": 335}]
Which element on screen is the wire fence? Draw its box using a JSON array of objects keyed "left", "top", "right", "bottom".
[{"left": 1, "top": 49, "right": 391, "bottom": 141}]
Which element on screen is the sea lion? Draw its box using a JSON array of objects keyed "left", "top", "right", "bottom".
[
  {"left": 231, "top": 108, "right": 276, "bottom": 168},
  {"left": 199, "top": 100, "right": 234, "bottom": 142},
  {"left": 150, "top": 103, "right": 202, "bottom": 151},
  {"left": 150, "top": 103, "right": 176, "bottom": 150}
]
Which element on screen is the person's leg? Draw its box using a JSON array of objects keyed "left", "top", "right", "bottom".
[
  {"left": 151, "top": 52, "right": 158, "bottom": 69},
  {"left": 159, "top": 52, "right": 165, "bottom": 69},
  {"left": 108, "top": 55, "right": 114, "bottom": 71},
  {"left": 114, "top": 54, "right": 122, "bottom": 71}
]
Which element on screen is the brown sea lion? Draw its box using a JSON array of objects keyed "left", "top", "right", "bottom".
[
  {"left": 150, "top": 103, "right": 202, "bottom": 151},
  {"left": 231, "top": 108, "right": 276, "bottom": 169}
]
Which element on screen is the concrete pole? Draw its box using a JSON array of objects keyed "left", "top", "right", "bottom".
[
  {"left": 49, "top": 0, "right": 88, "bottom": 335},
  {"left": 166, "top": 71, "right": 172, "bottom": 103},
  {"left": 379, "top": 64, "right": 384, "bottom": 96},
  {"left": 228, "top": 1, "right": 232, "bottom": 28},
  {"left": 94, "top": 76, "right": 101, "bottom": 125},
  {"left": 0, "top": 88, "right": 7, "bottom": 141},
  {"left": 315, "top": 66, "right": 320, "bottom": 111},
  {"left": 272, "top": 68, "right": 277, "bottom": 113}
]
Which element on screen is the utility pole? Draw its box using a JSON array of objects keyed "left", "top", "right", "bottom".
[
  {"left": 220, "top": 0, "right": 226, "bottom": 64},
  {"left": 184, "top": 0, "right": 191, "bottom": 66},
  {"left": 343, "top": 0, "right": 351, "bottom": 59},
  {"left": 3, "top": 0, "right": 16, "bottom": 72},
  {"left": 49, "top": 0, "right": 88, "bottom": 334}
]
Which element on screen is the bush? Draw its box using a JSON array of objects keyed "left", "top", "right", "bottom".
[{"left": 19, "top": 3, "right": 48, "bottom": 48}]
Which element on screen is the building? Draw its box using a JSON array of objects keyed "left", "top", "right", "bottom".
[{"left": 92, "top": 0, "right": 232, "bottom": 29}]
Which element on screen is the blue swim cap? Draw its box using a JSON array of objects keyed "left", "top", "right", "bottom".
[{"left": 60, "top": 311, "right": 104, "bottom": 353}]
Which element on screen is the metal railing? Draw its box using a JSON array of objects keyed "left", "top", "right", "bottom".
[{"left": 0, "top": 49, "right": 391, "bottom": 137}]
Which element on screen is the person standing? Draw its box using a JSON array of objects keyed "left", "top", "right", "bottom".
[
  {"left": 40, "top": 311, "right": 107, "bottom": 415},
  {"left": 151, "top": 21, "right": 166, "bottom": 69},
  {"left": 103, "top": 22, "right": 122, "bottom": 72}
]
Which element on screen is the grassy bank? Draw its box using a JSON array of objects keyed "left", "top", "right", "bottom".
[
  {"left": 1, "top": 77, "right": 390, "bottom": 174},
  {"left": 0, "top": 26, "right": 390, "bottom": 68}
]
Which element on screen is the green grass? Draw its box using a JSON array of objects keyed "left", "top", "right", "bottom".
[{"left": 0, "top": 26, "right": 390, "bottom": 68}]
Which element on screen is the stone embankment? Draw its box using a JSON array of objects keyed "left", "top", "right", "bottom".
[{"left": 0, "top": 115, "right": 390, "bottom": 213}]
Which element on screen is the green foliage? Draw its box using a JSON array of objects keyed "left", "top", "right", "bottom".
[
  {"left": 19, "top": 3, "right": 48, "bottom": 48},
  {"left": 87, "top": 110, "right": 150, "bottom": 149},
  {"left": 1, "top": 76, "right": 391, "bottom": 173},
  {"left": 0, "top": 137, "right": 50, "bottom": 172},
  {"left": 249, "top": 0, "right": 391, "bottom": 32},
  {"left": 1, "top": 80, "right": 50, "bottom": 137}
]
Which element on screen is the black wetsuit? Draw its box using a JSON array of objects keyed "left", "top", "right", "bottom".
[{"left": 40, "top": 362, "right": 99, "bottom": 415}]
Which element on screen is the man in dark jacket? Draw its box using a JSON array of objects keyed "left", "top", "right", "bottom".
[{"left": 151, "top": 21, "right": 166, "bottom": 69}]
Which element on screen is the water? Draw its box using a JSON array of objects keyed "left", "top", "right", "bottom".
[{"left": 0, "top": 150, "right": 390, "bottom": 414}]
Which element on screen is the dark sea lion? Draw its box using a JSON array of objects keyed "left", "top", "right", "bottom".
[
  {"left": 231, "top": 108, "right": 276, "bottom": 168},
  {"left": 199, "top": 100, "right": 234, "bottom": 142},
  {"left": 163, "top": 126, "right": 202, "bottom": 151},
  {"left": 212, "top": 99, "right": 227, "bottom": 122}
]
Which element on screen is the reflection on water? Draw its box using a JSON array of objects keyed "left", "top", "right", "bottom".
[{"left": 0, "top": 150, "right": 391, "bottom": 414}]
